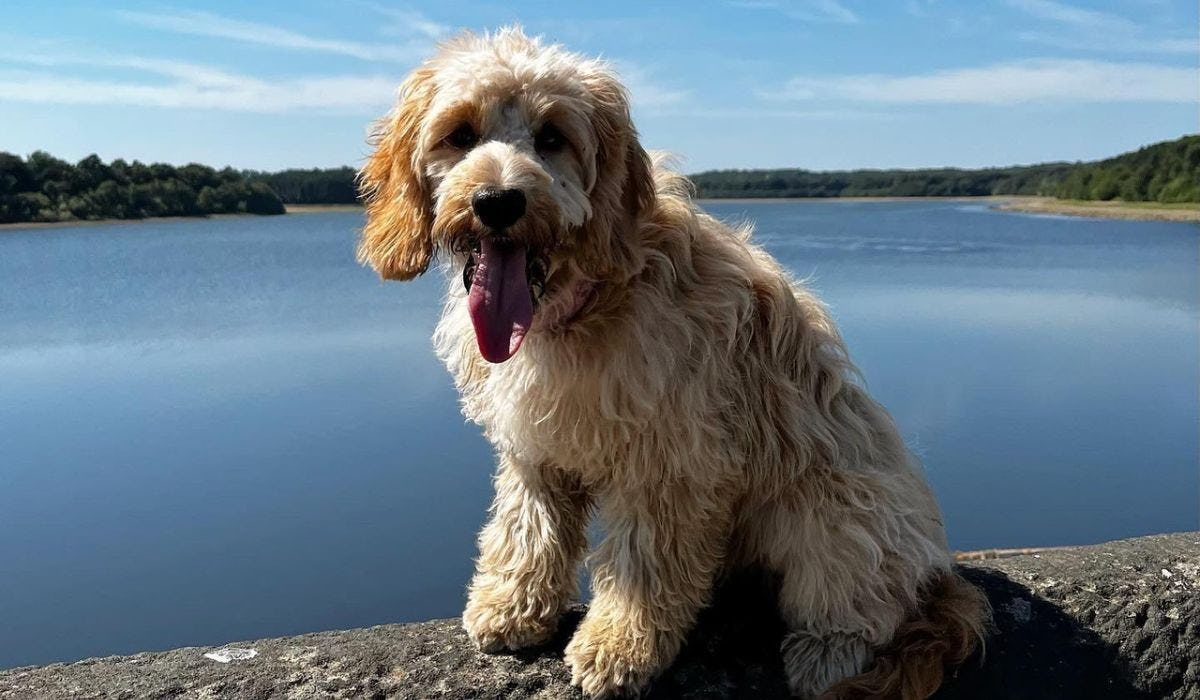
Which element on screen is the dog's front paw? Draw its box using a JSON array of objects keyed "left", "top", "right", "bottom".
[
  {"left": 462, "top": 589, "right": 560, "bottom": 653},
  {"left": 564, "top": 614, "right": 663, "bottom": 698}
]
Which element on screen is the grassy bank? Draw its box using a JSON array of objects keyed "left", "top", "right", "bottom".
[
  {"left": 284, "top": 203, "right": 364, "bottom": 214},
  {"left": 995, "top": 196, "right": 1200, "bottom": 222},
  {"left": 701, "top": 195, "right": 1200, "bottom": 222},
  {"left": 0, "top": 212, "right": 267, "bottom": 231},
  {"left": 698, "top": 195, "right": 1008, "bottom": 204},
  {"left": 0, "top": 204, "right": 360, "bottom": 229}
]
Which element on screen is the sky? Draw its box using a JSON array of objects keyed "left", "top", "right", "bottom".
[{"left": 1, "top": 0, "right": 1196, "bottom": 173}]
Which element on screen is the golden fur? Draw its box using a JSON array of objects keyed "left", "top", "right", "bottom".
[{"left": 359, "top": 28, "right": 988, "bottom": 699}]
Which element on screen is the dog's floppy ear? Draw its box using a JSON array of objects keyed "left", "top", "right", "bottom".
[
  {"left": 619, "top": 128, "right": 655, "bottom": 222},
  {"left": 575, "top": 66, "right": 657, "bottom": 276},
  {"left": 357, "top": 67, "right": 437, "bottom": 281},
  {"left": 584, "top": 66, "right": 656, "bottom": 226}
]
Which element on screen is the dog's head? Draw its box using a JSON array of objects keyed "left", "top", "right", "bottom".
[{"left": 358, "top": 27, "right": 655, "bottom": 363}]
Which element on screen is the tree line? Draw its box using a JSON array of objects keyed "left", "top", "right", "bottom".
[
  {"left": 1051, "top": 135, "right": 1199, "bottom": 203},
  {"left": 0, "top": 152, "right": 285, "bottom": 224},
  {"left": 3, "top": 135, "right": 1195, "bottom": 225},
  {"left": 240, "top": 134, "right": 1197, "bottom": 205},
  {"left": 689, "top": 135, "right": 1199, "bottom": 202},
  {"left": 689, "top": 163, "right": 1076, "bottom": 199},
  {"left": 244, "top": 167, "right": 360, "bottom": 205}
]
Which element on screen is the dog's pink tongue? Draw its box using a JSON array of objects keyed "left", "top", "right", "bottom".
[{"left": 467, "top": 238, "right": 532, "bottom": 363}]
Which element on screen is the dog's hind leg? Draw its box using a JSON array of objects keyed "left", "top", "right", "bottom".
[
  {"left": 463, "top": 454, "right": 591, "bottom": 652},
  {"left": 782, "top": 628, "right": 874, "bottom": 699},
  {"left": 777, "top": 565, "right": 897, "bottom": 698},
  {"left": 758, "top": 502, "right": 912, "bottom": 699}
]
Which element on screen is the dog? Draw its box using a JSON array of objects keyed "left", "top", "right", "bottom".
[{"left": 357, "top": 27, "right": 987, "bottom": 699}]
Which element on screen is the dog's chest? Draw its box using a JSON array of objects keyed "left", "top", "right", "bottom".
[
  {"left": 471, "top": 361, "right": 630, "bottom": 468},
  {"left": 438, "top": 305, "right": 720, "bottom": 475}
]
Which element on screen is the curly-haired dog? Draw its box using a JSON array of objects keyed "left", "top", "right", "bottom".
[{"left": 358, "top": 28, "right": 987, "bottom": 699}]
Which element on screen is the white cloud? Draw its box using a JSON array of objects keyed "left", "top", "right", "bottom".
[
  {"left": 615, "top": 63, "right": 692, "bottom": 110},
  {"left": 0, "top": 6, "right": 450, "bottom": 112},
  {"left": 0, "top": 69, "right": 400, "bottom": 113},
  {"left": 1016, "top": 31, "right": 1196, "bottom": 55},
  {"left": 0, "top": 51, "right": 400, "bottom": 113},
  {"left": 0, "top": 47, "right": 685, "bottom": 117},
  {"left": 727, "top": 0, "right": 859, "bottom": 24},
  {"left": 0, "top": 49, "right": 686, "bottom": 116},
  {"left": 360, "top": 2, "right": 450, "bottom": 40},
  {"left": 767, "top": 59, "right": 1198, "bottom": 104},
  {"left": 115, "top": 9, "right": 431, "bottom": 62},
  {"left": 1006, "top": 0, "right": 1196, "bottom": 54},
  {"left": 904, "top": 0, "right": 939, "bottom": 17},
  {"left": 652, "top": 107, "right": 893, "bottom": 120},
  {"left": 1007, "top": 0, "right": 1130, "bottom": 29},
  {"left": 0, "top": 50, "right": 248, "bottom": 88}
]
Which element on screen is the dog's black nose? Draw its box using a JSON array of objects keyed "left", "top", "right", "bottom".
[{"left": 472, "top": 188, "right": 526, "bottom": 230}]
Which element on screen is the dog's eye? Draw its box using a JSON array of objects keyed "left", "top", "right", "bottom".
[
  {"left": 445, "top": 124, "right": 479, "bottom": 150},
  {"left": 534, "top": 124, "right": 566, "bottom": 153}
]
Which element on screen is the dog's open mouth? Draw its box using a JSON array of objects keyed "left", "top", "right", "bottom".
[{"left": 462, "top": 237, "right": 547, "bottom": 364}]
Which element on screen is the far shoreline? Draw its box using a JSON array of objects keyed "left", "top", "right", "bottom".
[
  {"left": 698, "top": 195, "right": 1200, "bottom": 222},
  {"left": 0, "top": 212, "right": 269, "bottom": 232},
  {"left": 283, "top": 197, "right": 1200, "bottom": 223},
  {"left": 3, "top": 196, "right": 1197, "bottom": 230}
]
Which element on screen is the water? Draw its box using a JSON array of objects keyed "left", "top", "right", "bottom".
[{"left": 0, "top": 202, "right": 1196, "bottom": 669}]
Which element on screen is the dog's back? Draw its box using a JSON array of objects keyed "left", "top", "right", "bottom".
[{"left": 633, "top": 165, "right": 990, "bottom": 698}]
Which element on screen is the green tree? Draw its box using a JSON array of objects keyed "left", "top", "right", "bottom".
[
  {"left": 245, "top": 182, "right": 286, "bottom": 214},
  {"left": 0, "top": 152, "right": 36, "bottom": 194}
]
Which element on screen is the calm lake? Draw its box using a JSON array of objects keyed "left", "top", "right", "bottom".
[{"left": 1, "top": 201, "right": 1196, "bottom": 669}]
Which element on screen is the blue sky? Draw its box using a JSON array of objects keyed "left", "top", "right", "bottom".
[{"left": 1, "top": 0, "right": 1196, "bottom": 172}]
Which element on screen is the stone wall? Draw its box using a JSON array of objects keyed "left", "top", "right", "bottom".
[{"left": 1, "top": 532, "right": 1195, "bottom": 699}]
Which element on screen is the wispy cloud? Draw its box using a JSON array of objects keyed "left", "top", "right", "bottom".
[
  {"left": 528, "top": 18, "right": 664, "bottom": 46},
  {"left": 50, "top": 5, "right": 447, "bottom": 111},
  {"left": 1006, "top": 0, "right": 1196, "bottom": 54},
  {"left": 1008, "top": 0, "right": 1129, "bottom": 28},
  {"left": 904, "top": 0, "right": 938, "bottom": 17},
  {"left": 0, "top": 49, "right": 247, "bottom": 87},
  {"left": 115, "top": 9, "right": 433, "bottom": 62},
  {"left": 359, "top": 2, "right": 450, "bottom": 41},
  {"left": 1016, "top": 31, "right": 1195, "bottom": 55},
  {"left": 0, "top": 43, "right": 693, "bottom": 116},
  {"left": 0, "top": 70, "right": 398, "bottom": 112},
  {"left": 0, "top": 50, "right": 400, "bottom": 113},
  {"left": 767, "top": 59, "right": 1198, "bottom": 104},
  {"left": 728, "top": 0, "right": 859, "bottom": 24},
  {"left": 615, "top": 62, "right": 692, "bottom": 111},
  {"left": 652, "top": 107, "right": 894, "bottom": 120}
]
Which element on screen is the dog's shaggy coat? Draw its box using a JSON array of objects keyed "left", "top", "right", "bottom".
[{"left": 359, "top": 28, "right": 987, "bottom": 699}]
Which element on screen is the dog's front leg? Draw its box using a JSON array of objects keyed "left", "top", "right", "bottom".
[
  {"left": 566, "top": 484, "right": 730, "bottom": 697},
  {"left": 463, "top": 454, "right": 590, "bottom": 652}
]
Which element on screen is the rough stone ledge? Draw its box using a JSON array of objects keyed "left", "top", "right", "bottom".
[{"left": 2, "top": 532, "right": 1196, "bottom": 700}]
